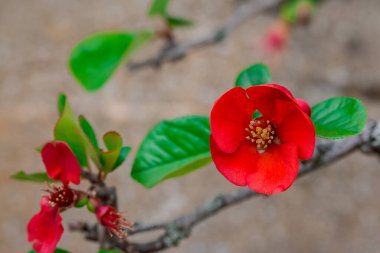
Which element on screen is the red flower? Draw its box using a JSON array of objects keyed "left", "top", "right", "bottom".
[
  {"left": 210, "top": 84, "right": 315, "bottom": 195},
  {"left": 27, "top": 141, "right": 82, "bottom": 253},
  {"left": 27, "top": 197, "right": 64, "bottom": 253},
  {"left": 261, "top": 20, "right": 290, "bottom": 54},
  {"left": 41, "top": 141, "right": 81, "bottom": 186},
  {"left": 96, "top": 205, "right": 133, "bottom": 238},
  {"left": 44, "top": 184, "right": 78, "bottom": 208}
]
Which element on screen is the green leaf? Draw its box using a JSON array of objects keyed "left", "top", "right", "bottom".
[
  {"left": 252, "top": 109, "right": 263, "bottom": 120},
  {"left": 79, "top": 115, "right": 99, "bottom": 150},
  {"left": 28, "top": 248, "right": 71, "bottom": 253},
  {"left": 131, "top": 115, "right": 211, "bottom": 188},
  {"left": 280, "top": 0, "right": 318, "bottom": 24},
  {"left": 98, "top": 250, "right": 122, "bottom": 253},
  {"left": 148, "top": 0, "right": 171, "bottom": 16},
  {"left": 11, "top": 171, "right": 55, "bottom": 183},
  {"left": 100, "top": 131, "right": 130, "bottom": 173},
  {"left": 235, "top": 63, "right": 272, "bottom": 88},
  {"left": 69, "top": 31, "right": 153, "bottom": 91},
  {"left": 113, "top": 146, "right": 131, "bottom": 169},
  {"left": 57, "top": 93, "right": 66, "bottom": 116},
  {"left": 54, "top": 96, "right": 89, "bottom": 167},
  {"left": 166, "top": 15, "right": 194, "bottom": 27},
  {"left": 54, "top": 95, "right": 101, "bottom": 168},
  {"left": 103, "top": 131, "right": 123, "bottom": 150},
  {"left": 311, "top": 97, "right": 367, "bottom": 139},
  {"left": 74, "top": 194, "right": 88, "bottom": 208}
]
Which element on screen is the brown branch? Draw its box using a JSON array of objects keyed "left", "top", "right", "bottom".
[
  {"left": 71, "top": 120, "right": 380, "bottom": 252},
  {"left": 128, "top": 0, "right": 284, "bottom": 71}
]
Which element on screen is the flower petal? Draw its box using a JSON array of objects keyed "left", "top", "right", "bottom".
[
  {"left": 274, "top": 99, "right": 315, "bottom": 160},
  {"left": 96, "top": 205, "right": 133, "bottom": 238},
  {"left": 210, "top": 136, "right": 258, "bottom": 186},
  {"left": 247, "top": 144, "right": 299, "bottom": 195},
  {"left": 41, "top": 141, "right": 81, "bottom": 185},
  {"left": 246, "top": 84, "right": 295, "bottom": 120},
  {"left": 296, "top": 98, "right": 311, "bottom": 116},
  {"left": 210, "top": 87, "right": 254, "bottom": 153},
  {"left": 27, "top": 197, "right": 63, "bottom": 253},
  {"left": 247, "top": 84, "right": 308, "bottom": 120}
]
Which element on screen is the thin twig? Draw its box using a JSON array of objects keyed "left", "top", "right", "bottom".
[
  {"left": 71, "top": 120, "right": 380, "bottom": 253},
  {"left": 128, "top": 0, "right": 284, "bottom": 71}
]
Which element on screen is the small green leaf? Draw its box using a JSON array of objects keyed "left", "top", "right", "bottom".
[
  {"left": 166, "top": 15, "right": 194, "bottom": 27},
  {"left": 57, "top": 93, "right": 66, "bottom": 116},
  {"left": 54, "top": 95, "right": 101, "bottom": 168},
  {"left": 280, "top": 0, "right": 318, "bottom": 24},
  {"left": 11, "top": 171, "right": 55, "bottom": 183},
  {"left": 98, "top": 250, "right": 122, "bottom": 253},
  {"left": 148, "top": 0, "right": 171, "bottom": 16},
  {"left": 87, "top": 199, "right": 96, "bottom": 213},
  {"left": 79, "top": 115, "right": 99, "bottom": 150},
  {"left": 252, "top": 110, "right": 263, "bottom": 120},
  {"left": 28, "top": 248, "right": 71, "bottom": 253},
  {"left": 100, "top": 131, "right": 130, "bottom": 173},
  {"left": 113, "top": 146, "right": 131, "bottom": 169},
  {"left": 311, "top": 97, "right": 367, "bottom": 139},
  {"left": 103, "top": 131, "right": 123, "bottom": 150},
  {"left": 75, "top": 195, "right": 88, "bottom": 208},
  {"left": 54, "top": 96, "right": 89, "bottom": 167},
  {"left": 235, "top": 63, "right": 272, "bottom": 88},
  {"left": 69, "top": 31, "right": 153, "bottom": 91},
  {"left": 131, "top": 115, "right": 211, "bottom": 188},
  {"left": 35, "top": 146, "right": 42, "bottom": 153}
]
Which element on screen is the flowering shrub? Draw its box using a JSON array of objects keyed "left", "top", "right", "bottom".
[
  {"left": 25, "top": 139, "right": 131, "bottom": 253},
  {"left": 11, "top": 1, "right": 371, "bottom": 252},
  {"left": 14, "top": 60, "right": 367, "bottom": 252}
]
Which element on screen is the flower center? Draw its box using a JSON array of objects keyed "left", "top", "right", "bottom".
[
  {"left": 46, "top": 185, "right": 76, "bottom": 208},
  {"left": 245, "top": 118, "right": 276, "bottom": 151}
]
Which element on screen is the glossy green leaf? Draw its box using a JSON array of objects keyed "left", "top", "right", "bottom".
[
  {"left": 54, "top": 95, "right": 101, "bottom": 168},
  {"left": 252, "top": 109, "right": 263, "bottom": 120},
  {"left": 69, "top": 31, "right": 153, "bottom": 91},
  {"left": 11, "top": 171, "right": 55, "bottom": 183},
  {"left": 166, "top": 15, "right": 194, "bottom": 27},
  {"left": 28, "top": 248, "right": 70, "bottom": 253},
  {"left": 54, "top": 96, "right": 89, "bottom": 167},
  {"left": 311, "top": 97, "right": 367, "bottom": 139},
  {"left": 113, "top": 146, "right": 131, "bottom": 169},
  {"left": 148, "top": 0, "right": 171, "bottom": 16},
  {"left": 235, "top": 63, "right": 272, "bottom": 88},
  {"left": 100, "top": 131, "right": 130, "bottom": 173},
  {"left": 74, "top": 195, "right": 88, "bottom": 208},
  {"left": 57, "top": 93, "right": 66, "bottom": 116},
  {"left": 131, "top": 115, "right": 211, "bottom": 188},
  {"left": 79, "top": 115, "right": 99, "bottom": 150},
  {"left": 104, "top": 131, "right": 123, "bottom": 150},
  {"left": 98, "top": 250, "right": 122, "bottom": 253}
]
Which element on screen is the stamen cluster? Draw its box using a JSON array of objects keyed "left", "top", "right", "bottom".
[
  {"left": 245, "top": 118, "right": 275, "bottom": 150},
  {"left": 96, "top": 205, "right": 134, "bottom": 238},
  {"left": 45, "top": 185, "right": 76, "bottom": 208}
]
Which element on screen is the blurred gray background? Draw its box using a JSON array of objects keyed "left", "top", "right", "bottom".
[{"left": 1, "top": 0, "right": 380, "bottom": 252}]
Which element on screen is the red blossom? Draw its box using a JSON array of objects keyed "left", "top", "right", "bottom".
[
  {"left": 44, "top": 184, "right": 78, "bottom": 208},
  {"left": 27, "top": 197, "right": 63, "bottom": 253},
  {"left": 261, "top": 20, "right": 290, "bottom": 54},
  {"left": 41, "top": 141, "right": 81, "bottom": 185},
  {"left": 210, "top": 84, "right": 315, "bottom": 195},
  {"left": 96, "top": 205, "right": 133, "bottom": 238}
]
